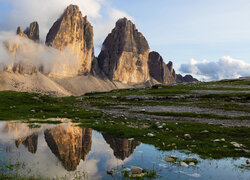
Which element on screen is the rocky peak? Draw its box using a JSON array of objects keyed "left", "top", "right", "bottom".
[
  {"left": 16, "top": 27, "right": 28, "bottom": 38},
  {"left": 16, "top": 21, "right": 40, "bottom": 42},
  {"left": 176, "top": 74, "right": 199, "bottom": 83},
  {"left": 148, "top": 51, "right": 176, "bottom": 84},
  {"left": 97, "top": 18, "right": 150, "bottom": 83},
  {"left": 24, "top": 21, "right": 40, "bottom": 42},
  {"left": 46, "top": 4, "right": 94, "bottom": 75},
  {"left": 167, "top": 61, "right": 176, "bottom": 79}
]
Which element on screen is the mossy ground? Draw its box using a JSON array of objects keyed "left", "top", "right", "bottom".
[{"left": 0, "top": 78, "right": 250, "bottom": 161}]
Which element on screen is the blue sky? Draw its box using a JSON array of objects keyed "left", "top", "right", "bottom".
[{"left": 0, "top": 0, "right": 250, "bottom": 80}]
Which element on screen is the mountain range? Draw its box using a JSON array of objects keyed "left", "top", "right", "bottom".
[{"left": 0, "top": 4, "right": 197, "bottom": 96}]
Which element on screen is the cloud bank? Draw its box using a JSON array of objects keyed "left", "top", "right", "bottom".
[
  {"left": 0, "top": 33, "right": 81, "bottom": 78},
  {"left": 180, "top": 56, "right": 250, "bottom": 81}
]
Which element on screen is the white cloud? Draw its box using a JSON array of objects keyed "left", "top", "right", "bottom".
[
  {"left": 0, "top": 0, "right": 132, "bottom": 44},
  {"left": 180, "top": 56, "right": 250, "bottom": 81},
  {"left": 0, "top": 0, "right": 103, "bottom": 41}
]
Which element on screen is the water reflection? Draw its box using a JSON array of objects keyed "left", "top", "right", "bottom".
[
  {"left": 102, "top": 133, "right": 140, "bottom": 160},
  {"left": 44, "top": 125, "right": 92, "bottom": 171},
  {"left": 15, "top": 133, "right": 38, "bottom": 154},
  {"left": 0, "top": 121, "right": 249, "bottom": 180}
]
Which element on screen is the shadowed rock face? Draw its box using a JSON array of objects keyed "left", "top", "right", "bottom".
[
  {"left": 102, "top": 134, "right": 141, "bottom": 160},
  {"left": 167, "top": 61, "right": 177, "bottom": 80},
  {"left": 97, "top": 18, "right": 150, "bottom": 83},
  {"left": 46, "top": 4, "right": 94, "bottom": 75},
  {"left": 16, "top": 21, "right": 40, "bottom": 42},
  {"left": 176, "top": 74, "right": 199, "bottom": 83},
  {"left": 15, "top": 133, "right": 38, "bottom": 154},
  {"left": 148, "top": 51, "right": 176, "bottom": 84},
  {"left": 44, "top": 124, "right": 92, "bottom": 171},
  {"left": 24, "top": 21, "right": 40, "bottom": 42}
]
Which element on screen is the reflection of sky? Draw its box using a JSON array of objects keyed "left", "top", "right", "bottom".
[{"left": 0, "top": 121, "right": 249, "bottom": 180}]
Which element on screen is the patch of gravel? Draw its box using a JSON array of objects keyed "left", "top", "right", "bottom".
[
  {"left": 205, "top": 85, "right": 250, "bottom": 89},
  {"left": 192, "top": 90, "right": 250, "bottom": 94},
  {"left": 100, "top": 109, "right": 250, "bottom": 127},
  {"left": 131, "top": 105, "right": 250, "bottom": 117}
]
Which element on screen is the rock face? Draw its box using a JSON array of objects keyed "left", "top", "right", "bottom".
[
  {"left": 16, "top": 27, "right": 28, "bottom": 38},
  {"left": 16, "top": 21, "right": 40, "bottom": 42},
  {"left": 44, "top": 124, "right": 92, "bottom": 171},
  {"left": 167, "top": 61, "right": 177, "bottom": 80},
  {"left": 24, "top": 21, "right": 40, "bottom": 42},
  {"left": 97, "top": 18, "right": 150, "bottom": 83},
  {"left": 176, "top": 74, "right": 198, "bottom": 83},
  {"left": 148, "top": 51, "right": 176, "bottom": 84},
  {"left": 102, "top": 134, "right": 140, "bottom": 160},
  {"left": 46, "top": 4, "right": 94, "bottom": 75}
]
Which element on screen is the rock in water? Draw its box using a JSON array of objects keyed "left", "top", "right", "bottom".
[
  {"left": 97, "top": 18, "right": 150, "bottom": 83},
  {"left": 46, "top": 4, "right": 94, "bottom": 75},
  {"left": 24, "top": 21, "right": 40, "bottom": 42},
  {"left": 148, "top": 51, "right": 176, "bottom": 84},
  {"left": 131, "top": 166, "right": 143, "bottom": 174}
]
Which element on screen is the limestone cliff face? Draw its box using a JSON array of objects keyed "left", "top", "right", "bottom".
[
  {"left": 16, "top": 21, "right": 40, "bottom": 42},
  {"left": 44, "top": 124, "right": 92, "bottom": 171},
  {"left": 46, "top": 4, "right": 94, "bottom": 75},
  {"left": 24, "top": 21, "right": 40, "bottom": 42},
  {"left": 102, "top": 134, "right": 141, "bottom": 160},
  {"left": 97, "top": 18, "right": 150, "bottom": 83},
  {"left": 148, "top": 51, "right": 176, "bottom": 84}
]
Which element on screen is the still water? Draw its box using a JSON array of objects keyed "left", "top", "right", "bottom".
[{"left": 0, "top": 121, "right": 249, "bottom": 180}]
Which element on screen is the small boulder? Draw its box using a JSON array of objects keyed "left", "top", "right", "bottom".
[
  {"left": 184, "top": 134, "right": 192, "bottom": 140},
  {"left": 200, "top": 130, "right": 209, "bottom": 134},
  {"left": 180, "top": 162, "right": 188, "bottom": 167},
  {"left": 231, "top": 142, "right": 243, "bottom": 148},
  {"left": 246, "top": 160, "right": 249, "bottom": 164},
  {"left": 131, "top": 166, "right": 143, "bottom": 174},
  {"left": 189, "top": 162, "right": 195, "bottom": 166},
  {"left": 147, "top": 133, "right": 155, "bottom": 137},
  {"left": 164, "top": 157, "right": 175, "bottom": 162}
]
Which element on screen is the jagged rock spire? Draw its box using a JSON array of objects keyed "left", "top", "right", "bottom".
[
  {"left": 97, "top": 17, "right": 150, "bottom": 83},
  {"left": 46, "top": 4, "right": 94, "bottom": 75}
]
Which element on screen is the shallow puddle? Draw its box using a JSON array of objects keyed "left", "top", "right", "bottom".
[{"left": 0, "top": 121, "right": 249, "bottom": 179}]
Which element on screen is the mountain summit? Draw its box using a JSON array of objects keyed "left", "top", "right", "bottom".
[
  {"left": 46, "top": 4, "right": 94, "bottom": 75},
  {"left": 98, "top": 18, "right": 150, "bottom": 83}
]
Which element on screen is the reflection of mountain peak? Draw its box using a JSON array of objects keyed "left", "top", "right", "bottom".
[
  {"left": 102, "top": 134, "right": 141, "bottom": 160},
  {"left": 44, "top": 125, "right": 92, "bottom": 171},
  {"left": 15, "top": 133, "right": 38, "bottom": 154}
]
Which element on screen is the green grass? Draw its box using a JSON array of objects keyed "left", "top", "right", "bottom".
[
  {"left": 0, "top": 80, "right": 250, "bottom": 160},
  {"left": 0, "top": 91, "right": 102, "bottom": 121},
  {"left": 78, "top": 116, "right": 250, "bottom": 159}
]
